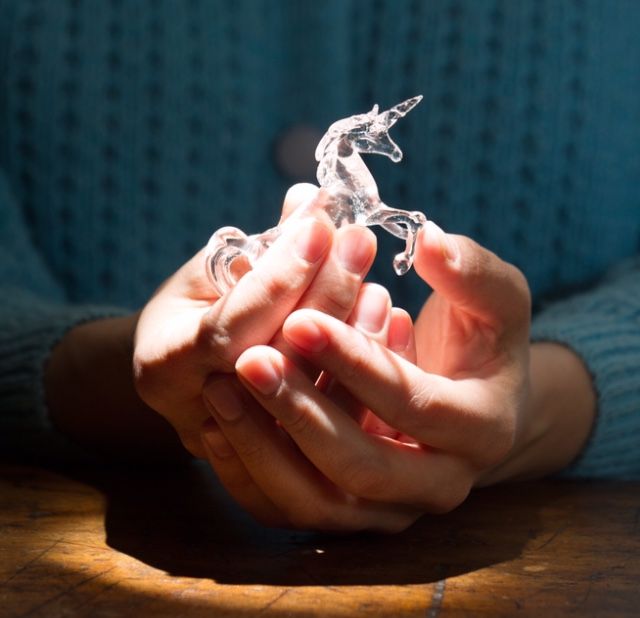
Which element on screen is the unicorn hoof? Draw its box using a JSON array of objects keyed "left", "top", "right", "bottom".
[{"left": 393, "top": 253, "right": 411, "bottom": 276}]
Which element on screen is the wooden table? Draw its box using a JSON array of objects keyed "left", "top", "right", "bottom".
[{"left": 1, "top": 454, "right": 639, "bottom": 617}]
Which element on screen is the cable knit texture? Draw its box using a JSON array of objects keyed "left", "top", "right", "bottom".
[{"left": 0, "top": 0, "right": 638, "bottom": 478}]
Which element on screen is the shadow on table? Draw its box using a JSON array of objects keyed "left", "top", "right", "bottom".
[
  {"left": 97, "top": 460, "right": 549, "bottom": 586},
  {"left": 2, "top": 442, "right": 556, "bottom": 587}
]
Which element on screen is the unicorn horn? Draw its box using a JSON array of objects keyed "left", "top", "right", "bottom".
[{"left": 379, "top": 95, "right": 423, "bottom": 128}]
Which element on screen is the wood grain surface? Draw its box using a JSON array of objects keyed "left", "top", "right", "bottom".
[{"left": 1, "top": 458, "right": 639, "bottom": 617}]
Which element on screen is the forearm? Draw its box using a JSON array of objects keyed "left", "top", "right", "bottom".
[
  {"left": 44, "top": 314, "right": 186, "bottom": 459},
  {"left": 480, "top": 342, "right": 596, "bottom": 485}
]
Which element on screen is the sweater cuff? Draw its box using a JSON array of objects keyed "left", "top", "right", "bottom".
[
  {"left": 0, "top": 303, "right": 129, "bottom": 433},
  {"left": 531, "top": 311, "right": 640, "bottom": 479}
]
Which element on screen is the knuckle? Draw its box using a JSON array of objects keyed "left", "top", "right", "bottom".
[
  {"left": 132, "top": 350, "right": 173, "bottom": 409},
  {"left": 398, "top": 383, "right": 440, "bottom": 434},
  {"left": 310, "top": 283, "right": 356, "bottom": 320},
  {"left": 336, "top": 334, "right": 374, "bottom": 384},
  {"left": 250, "top": 262, "right": 307, "bottom": 306},
  {"left": 252, "top": 268, "right": 290, "bottom": 302},
  {"left": 428, "top": 478, "right": 472, "bottom": 514},
  {"left": 341, "top": 459, "right": 389, "bottom": 500},
  {"left": 281, "top": 405, "right": 313, "bottom": 439},
  {"left": 196, "top": 321, "right": 236, "bottom": 370}
]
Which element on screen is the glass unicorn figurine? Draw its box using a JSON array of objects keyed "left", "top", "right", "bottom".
[{"left": 205, "top": 95, "right": 427, "bottom": 295}]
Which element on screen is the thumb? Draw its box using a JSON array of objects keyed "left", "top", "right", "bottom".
[
  {"left": 280, "top": 183, "right": 342, "bottom": 227},
  {"left": 414, "top": 221, "right": 531, "bottom": 329},
  {"left": 279, "top": 183, "right": 320, "bottom": 223}
]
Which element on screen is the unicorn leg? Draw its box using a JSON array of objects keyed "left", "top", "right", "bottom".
[
  {"left": 205, "top": 226, "right": 250, "bottom": 295},
  {"left": 365, "top": 206, "right": 427, "bottom": 275}
]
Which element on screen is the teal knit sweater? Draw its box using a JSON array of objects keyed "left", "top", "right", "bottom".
[{"left": 1, "top": 0, "right": 639, "bottom": 478}]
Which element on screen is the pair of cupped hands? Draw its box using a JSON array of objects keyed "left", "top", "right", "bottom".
[{"left": 134, "top": 184, "right": 531, "bottom": 532}]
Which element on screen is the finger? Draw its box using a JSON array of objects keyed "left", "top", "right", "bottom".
[
  {"left": 349, "top": 285, "right": 397, "bottom": 437},
  {"left": 280, "top": 185, "right": 343, "bottom": 225},
  {"left": 360, "top": 305, "right": 416, "bottom": 438},
  {"left": 198, "top": 215, "right": 333, "bottom": 370},
  {"left": 200, "top": 416, "right": 286, "bottom": 527},
  {"left": 151, "top": 398, "right": 211, "bottom": 459},
  {"left": 348, "top": 283, "right": 391, "bottom": 337},
  {"left": 387, "top": 308, "right": 420, "bottom": 444},
  {"left": 268, "top": 224, "right": 377, "bottom": 378},
  {"left": 235, "top": 345, "right": 472, "bottom": 512},
  {"left": 202, "top": 375, "right": 416, "bottom": 532},
  {"left": 414, "top": 221, "right": 531, "bottom": 333},
  {"left": 291, "top": 224, "right": 377, "bottom": 322},
  {"left": 387, "top": 307, "right": 417, "bottom": 364},
  {"left": 281, "top": 308, "right": 490, "bottom": 453},
  {"left": 318, "top": 283, "right": 392, "bottom": 425},
  {"left": 279, "top": 183, "right": 320, "bottom": 223}
]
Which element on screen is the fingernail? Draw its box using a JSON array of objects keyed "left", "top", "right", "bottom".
[
  {"left": 352, "top": 284, "right": 390, "bottom": 334},
  {"left": 425, "top": 220, "right": 459, "bottom": 263},
  {"left": 337, "top": 226, "right": 374, "bottom": 274},
  {"left": 236, "top": 351, "right": 282, "bottom": 396},
  {"left": 201, "top": 423, "right": 235, "bottom": 459},
  {"left": 294, "top": 219, "right": 332, "bottom": 263},
  {"left": 284, "top": 313, "right": 328, "bottom": 353},
  {"left": 203, "top": 375, "right": 243, "bottom": 422},
  {"left": 387, "top": 309, "right": 412, "bottom": 353}
]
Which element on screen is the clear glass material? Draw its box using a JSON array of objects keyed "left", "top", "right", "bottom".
[{"left": 205, "top": 95, "right": 427, "bottom": 294}]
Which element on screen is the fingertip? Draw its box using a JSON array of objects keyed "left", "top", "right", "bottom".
[
  {"left": 420, "top": 221, "right": 460, "bottom": 264},
  {"left": 350, "top": 283, "right": 391, "bottom": 335},
  {"left": 281, "top": 183, "right": 320, "bottom": 222},
  {"left": 335, "top": 224, "right": 377, "bottom": 275},
  {"left": 235, "top": 344, "right": 275, "bottom": 369},
  {"left": 292, "top": 217, "right": 333, "bottom": 263},
  {"left": 417, "top": 223, "right": 530, "bottom": 328},
  {"left": 235, "top": 345, "right": 283, "bottom": 397},
  {"left": 283, "top": 309, "right": 329, "bottom": 354},
  {"left": 387, "top": 307, "right": 414, "bottom": 356},
  {"left": 414, "top": 222, "right": 463, "bottom": 292}
]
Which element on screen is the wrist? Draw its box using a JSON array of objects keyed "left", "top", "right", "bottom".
[
  {"left": 480, "top": 342, "right": 596, "bottom": 484},
  {"left": 45, "top": 313, "right": 184, "bottom": 458},
  {"left": 45, "top": 314, "right": 137, "bottom": 434}
]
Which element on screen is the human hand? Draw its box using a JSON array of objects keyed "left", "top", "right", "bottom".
[
  {"left": 133, "top": 184, "right": 377, "bottom": 458},
  {"left": 201, "top": 222, "right": 532, "bottom": 531},
  {"left": 201, "top": 282, "right": 420, "bottom": 529}
]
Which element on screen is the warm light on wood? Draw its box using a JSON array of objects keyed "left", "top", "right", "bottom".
[{"left": 2, "top": 463, "right": 638, "bottom": 616}]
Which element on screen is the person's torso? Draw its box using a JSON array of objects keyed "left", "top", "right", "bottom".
[{"left": 2, "top": 0, "right": 639, "bottom": 314}]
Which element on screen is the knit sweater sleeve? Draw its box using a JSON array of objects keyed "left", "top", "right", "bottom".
[
  {"left": 531, "top": 256, "right": 640, "bottom": 479},
  {"left": 0, "top": 170, "right": 127, "bottom": 430}
]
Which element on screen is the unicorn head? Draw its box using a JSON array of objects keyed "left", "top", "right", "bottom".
[{"left": 314, "top": 95, "right": 423, "bottom": 163}]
